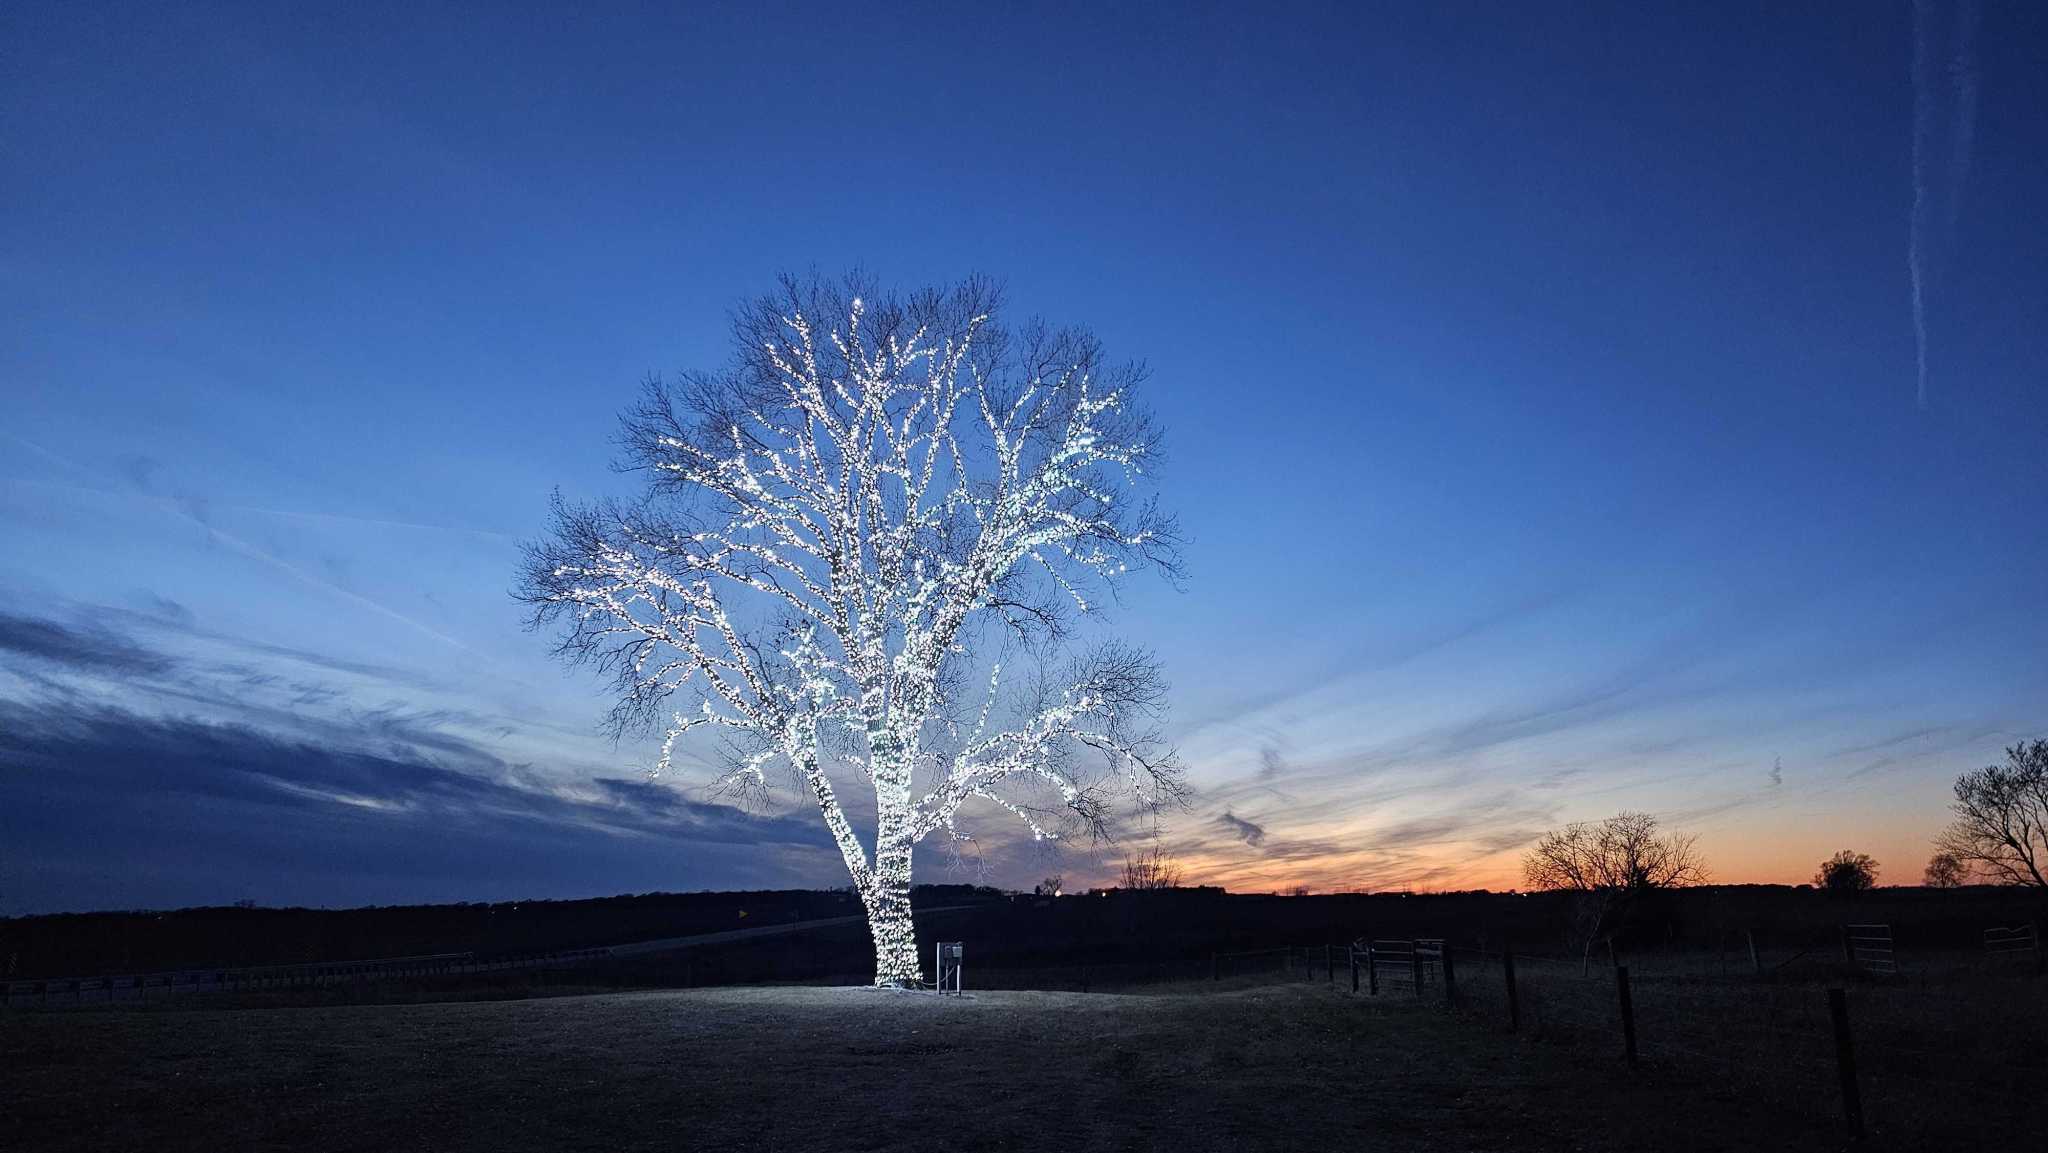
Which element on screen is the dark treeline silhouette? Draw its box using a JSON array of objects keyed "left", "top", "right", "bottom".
[
  {"left": 0, "top": 888, "right": 976, "bottom": 980},
  {"left": 5, "top": 882, "right": 2040, "bottom": 986}
]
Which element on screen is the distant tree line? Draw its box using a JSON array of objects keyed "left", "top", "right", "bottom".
[{"left": 1509, "top": 739, "right": 2042, "bottom": 960}]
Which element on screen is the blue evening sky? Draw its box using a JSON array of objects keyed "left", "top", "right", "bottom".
[{"left": 3, "top": 1, "right": 2043, "bottom": 910}]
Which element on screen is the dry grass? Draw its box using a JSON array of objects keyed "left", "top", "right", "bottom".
[
  {"left": 1, "top": 982, "right": 1855, "bottom": 1152},
  {"left": 1446, "top": 948, "right": 2047, "bottom": 1149}
]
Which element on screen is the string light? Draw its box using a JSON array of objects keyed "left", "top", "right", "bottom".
[{"left": 531, "top": 289, "right": 1181, "bottom": 986}]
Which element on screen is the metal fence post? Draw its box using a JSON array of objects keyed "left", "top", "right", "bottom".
[
  {"left": 1350, "top": 947, "right": 1360, "bottom": 993},
  {"left": 1747, "top": 930, "right": 1760, "bottom": 976},
  {"left": 1503, "top": 943, "right": 1519, "bottom": 1033},
  {"left": 1367, "top": 945, "right": 1378, "bottom": 996},
  {"left": 1441, "top": 944, "right": 1456, "bottom": 1006},
  {"left": 1615, "top": 965, "right": 1637, "bottom": 1068},
  {"left": 1828, "top": 987, "right": 1864, "bottom": 1141}
]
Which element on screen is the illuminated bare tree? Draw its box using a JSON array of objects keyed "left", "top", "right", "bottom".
[
  {"left": 1936, "top": 740, "right": 2048, "bottom": 888},
  {"left": 1523, "top": 811, "right": 1706, "bottom": 972},
  {"left": 519, "top": 274, "right": 1184, "bottom": 985}
]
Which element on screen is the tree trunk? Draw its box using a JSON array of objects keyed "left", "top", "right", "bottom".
[
  {"left": 863, "top": 869, "right": 922, "bottom": 986},
  {"left": 863, "top": 730, "right": 924, "bottom": 987}
]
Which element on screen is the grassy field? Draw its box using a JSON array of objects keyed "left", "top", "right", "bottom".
[
  {"left": 1444, "top": 946, "right": 2045, "bottom": 1148},
  {"left": 4, "top": 981, "right": 1873, "bottom": 1153}
]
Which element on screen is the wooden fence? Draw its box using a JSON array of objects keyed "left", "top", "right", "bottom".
[
  {"left": 1841, "top": 924, "right": 1897, "bottom": 975},
  {"left": 1983, "top": 923, "right": 2040, "bottom": 970}
]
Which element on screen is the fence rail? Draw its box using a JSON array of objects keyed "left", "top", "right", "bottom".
[
  {"left": 1306, "top": 927, "right": 2048, "bottom": 1145},
  {"left": 1840, "top": 923, "right": 1897, "bottom": 975},
  {"left": 1984, "top": 923, "right": 2037, "bottom": 954}
]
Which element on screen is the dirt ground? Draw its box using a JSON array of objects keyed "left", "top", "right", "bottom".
[{"left": 3, "top": 983, "right": 1853, "bottom": 1152}]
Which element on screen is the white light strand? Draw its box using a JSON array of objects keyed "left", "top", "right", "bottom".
[{"left": 535, "top": 293, "right": 1176, "bottom": 986}]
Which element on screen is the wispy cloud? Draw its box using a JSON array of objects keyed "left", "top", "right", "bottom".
[
  {"left": 1167, "top": 775, "right": 1560, "bottom": 894},
  {"left": 0, "top": 698, "right": 834, "bottom": 914},
  {"left": 1828, "top": 724, "right": 1954, "bottom": 758},
  {"left": 0, "top": 611, "right": 176, "bottom": 677},
  {"left": 1214, "top": 810, "right": 1267, "bottom": 847},
  {"left": 0, "top": 603, "right": 600, "bottom": 789},
  {"left": 1258, "top": 745, "right": 1287, "bottom": 781},
  {"left": 233, "top": 502, "right": 517, "bottom": 542}
]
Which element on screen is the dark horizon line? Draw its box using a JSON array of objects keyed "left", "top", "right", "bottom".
[{"left": 5, "top": 879, "right": 2015, "bottom": 922}]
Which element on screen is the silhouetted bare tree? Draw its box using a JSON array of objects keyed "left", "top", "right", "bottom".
[
  {"left": 1815, "top": 850, "right": 1879, "bottom": 894},
  {"left": 1121, "top": 844, "right": 1183, "bottom": 890},
  {"left": 1922, "top": 850, "right": 1966, "bottom": 888},
  {"left": 1937, "top": 740, "right": 2048, "bottom": 888},
  {"left": 1523, "top": 811, "right": 1706, "bottom": 972}
]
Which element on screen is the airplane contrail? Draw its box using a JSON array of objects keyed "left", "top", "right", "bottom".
[
  {"left": 1909, "top": 0, "right": 1981, "bottom": 410},
  {"left": 1909, "top": 0, "right": 1936, "bottom": 409},
  {"left": 4, "top": 434, "right": 471, "bottom": 651},
  {"left": 172, "top": 505, "right": 473, "bottom": 652}
]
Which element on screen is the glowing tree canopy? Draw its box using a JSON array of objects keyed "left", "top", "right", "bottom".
[{"left": 519, "top": 274, "right": 1184, "bottom": 985}]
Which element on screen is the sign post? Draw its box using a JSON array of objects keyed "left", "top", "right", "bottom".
[{"left": 935, "top": 942, "right": 964, "bottom": 995}]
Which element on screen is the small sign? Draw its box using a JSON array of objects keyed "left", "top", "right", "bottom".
[{"left": 935, "top": 942, "right": 964, "bottom": 995}]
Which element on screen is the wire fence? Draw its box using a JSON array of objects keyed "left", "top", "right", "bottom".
[
  {"left": 15, "top": 908, "right": 2045, "bottom": 1139},
  {"left": 1306, "top": 933, "right": 2048, "bottom": 1147}
]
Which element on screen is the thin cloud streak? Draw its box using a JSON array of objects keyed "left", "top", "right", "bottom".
[
  {"left": 6, "top": 440, "right": 472, "bottom": 651},
  {"left": 1910, "top": 0, "right": 1935, "bottom": 407},
  {"left": 152, "top": 494, "right": 473, "bottom": 652}
]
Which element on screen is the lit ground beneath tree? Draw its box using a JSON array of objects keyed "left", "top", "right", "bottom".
[{"left": 4, "top": 983, "right": 1848, "bottom": 1152}]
